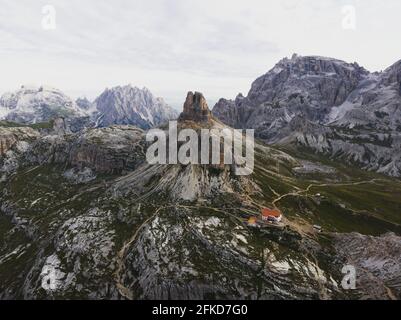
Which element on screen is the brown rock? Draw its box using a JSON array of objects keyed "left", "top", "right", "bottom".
[
  {"left": 179, "top": 91, "right": 212, "bottom": 122},
  {"left": 0, "top": 127, "right": 40, "bottom": 156}
]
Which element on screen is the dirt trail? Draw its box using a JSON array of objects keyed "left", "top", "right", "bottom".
[
  {"left": 114, "top": 206, "right": 168, "bottom": 300},
  {"left": 272, "top": 179, "right": 383, "bottom": 207}
]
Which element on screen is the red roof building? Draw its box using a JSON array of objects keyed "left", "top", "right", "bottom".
[{"left": 261, "top": 208, "right": 283, "bottom": 222}]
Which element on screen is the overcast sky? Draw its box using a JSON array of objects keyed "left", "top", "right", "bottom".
[{"left": 1, "top": 0, "right": 401, "bottom": 109}]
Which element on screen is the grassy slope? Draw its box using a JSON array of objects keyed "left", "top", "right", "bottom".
[
  {"left": 253, "top": 143, "right": 401, "bottom": 236},
  {"left": 0, "top": 120, "right": 53, "bottom": 129}
]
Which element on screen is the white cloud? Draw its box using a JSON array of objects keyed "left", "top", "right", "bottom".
[{"left": 0, "top": 0, "right": 400, "bottom": 108}]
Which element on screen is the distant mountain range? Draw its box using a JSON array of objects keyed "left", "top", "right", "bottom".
[
  {"left": 0, "top": 85, "right": 178, "bottom": 131},
  {"left": 1, "top": 55, "right": 401, "bottom": 178},
  {"left": 0, "top": 85, "right": 86, "bottom": 124},
  {"left": 212, "top": 54, "right": 401, "bottom": 177}
]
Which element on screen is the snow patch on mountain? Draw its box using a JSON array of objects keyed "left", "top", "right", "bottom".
[
  {"left": 0, "top": 85, "right": 87, "bottom": 124},
  {"left": 0, "top": 106, "right": 9, "bottom": 119},
  {"left": 327, "top": 101, "right": 356, "bottom": 123}
]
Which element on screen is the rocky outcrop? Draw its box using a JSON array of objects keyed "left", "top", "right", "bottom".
[
  {"left": 122, "top": 207, "right": 333, "bottom": 300},
  {"left": 0, "top": 124, "right": 147, "bottom": 180},
  {"left": 179, "top": 91, "right": 212, "bottom": 123},
  {"left": 0, "top": 134, "right": 15, "bottom": 156},
  {"left": 333, "top": 232, "right": 401, "bottom": 300},
  {"left": 24, "top": 126, "right": 147, "bottom": 174},
  {"left": 75, "top": 97, "right": 92, "bottom": 110},
  {"left": 0, "top": 127, "right": 39, "bottom": 156}
]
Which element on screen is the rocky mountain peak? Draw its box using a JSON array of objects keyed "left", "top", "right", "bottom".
[
  {"left": 381, "top": 60, "right": 401, "bottom": 87},
  {"left": 0, "top": 85, "right": 87, "bottom": 124},
  {"left": 76, "top": 97, "right": 92, "bottom": 110},
  {"left": 212, "top": 55, "right": 401, "bottom": 178},
  {"left": 179, "top": 91, "right": 212, "bottom": 122},
  {"left": 275, "top": 54, "right": 367, "bottom": 74},
  {"left": 93, "top": 85, "right": 178, "bottom": 129}
]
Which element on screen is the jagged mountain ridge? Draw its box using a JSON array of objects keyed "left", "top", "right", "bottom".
[
  {"left": 0, "top": 85, "right": 87, "bottom": 124},
  {"left": 92, "top": 85, "right": 178, "bottom": 129},
  {"left": 213, "top": 54, "right": 369, "bottom": 130},
  {"left": 212, "top": 54, "right": 401, "bottom": 177},
  {"left": 0, "top": 85, "right": 178, "bottom": 131}
]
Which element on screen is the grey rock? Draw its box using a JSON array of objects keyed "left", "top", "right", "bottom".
[
  {"left": 212, "top": 55, "right": 401, "bottom": 177},
  {"left": 25, "top": 126, "right": 147, "bottom": 174},
  {"left": 75, "top": 97, "right": 92, "bottom": 110},
  {"left": 93, "top": 85, "right": 178, "bottom": 129},
  {"left": 0, "top": 85, "right": 87, "bottom": 124},
  {"left": 333, "top": 232, "right": 401, "bottom": 299}
]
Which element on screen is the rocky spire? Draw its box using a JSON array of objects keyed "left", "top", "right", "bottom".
[{"left": 179, "top": 91, "right": 212, "bottom": 122}]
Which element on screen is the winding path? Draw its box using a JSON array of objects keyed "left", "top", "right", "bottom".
[
  {"left": 114, "top": 206, "right": 168, "bottom": 300},
  {"left": 272, "top": 179, "right": 383, "bottom": 207}
]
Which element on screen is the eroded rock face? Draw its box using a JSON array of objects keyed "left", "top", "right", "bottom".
[
  {"left": 0, "top": 127, "right": 39, "bottom": 156},
  {"left": 93, "top": 85, "right": 178, "bottom": 129},
  {"left": 75, "top": 97, "right": 92, "bottom": 110},
  {"left": 0, "top": 124, "right": 147, "bottom": 180},
  {"left": 333, "top": 232, "right": 401, "bottom": 300},
  {"left": 248, "top": 55, "right": 366, "bottom": 108},
  {"left": 0, "top": 135, "right": 15, "bottom": 156},
  {"left": 212, "top": 55, "right": 401, "bottom": 177},
  {"left": 122, "top": 208, "right": 335, "bottom": 300},
  {"left": 212, "top": 55, "right": 367, "bottom": 131},
  {"left": 179, "top": 91, "right": 212, "bottom": 123},
  {"left": 25, "top": 126, "right": 147, "bottom": 174}
]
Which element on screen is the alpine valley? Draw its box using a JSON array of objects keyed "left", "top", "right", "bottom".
[{"left": 0, "top": 56, "right": 401, "bottom": 300}]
